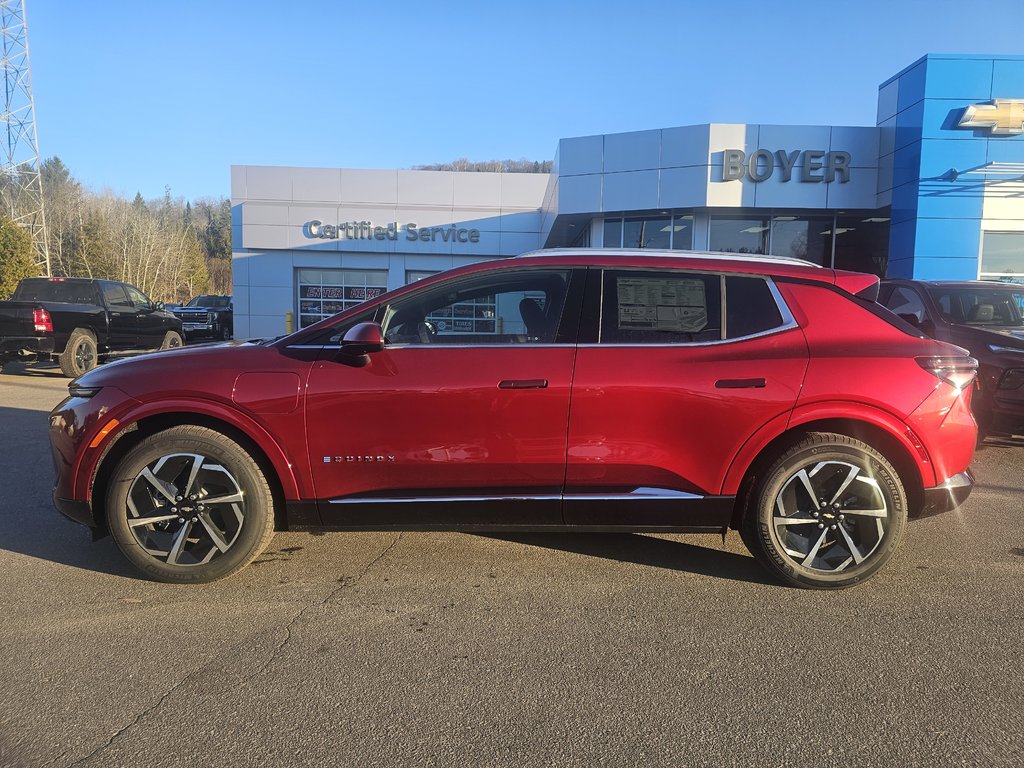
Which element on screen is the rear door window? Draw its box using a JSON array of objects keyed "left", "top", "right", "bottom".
[
  {"left": 102, "top": 283, "right": 132, "bottom": 308},
  {"left": 600, "top": 271, "right": 722, "bottom": 343}
]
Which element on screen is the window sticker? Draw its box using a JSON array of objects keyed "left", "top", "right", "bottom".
[{"left": 617, "top": 277, "right": 708, "bottom": 332}]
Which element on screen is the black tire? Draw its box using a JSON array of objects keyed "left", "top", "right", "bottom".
[
  {"left": 105, "top": 425, "right": 276, "bottom": 583},
  {"left": 219, "top": 324, "right": 231, "bottom": 341},
  {"left": 741, "top": 432, "right": 907, "bottom": 589},
  {"left": 59, "top": 329, "right": 98, "bottom": 378},
  {"left": 160, "top": 330, "right": 184, "bottom": 350}
]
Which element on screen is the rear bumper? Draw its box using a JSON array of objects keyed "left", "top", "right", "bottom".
[
  {"left": 918, "top": 470, "right": 974, "bottom": 518},
  {"left": 0, "top": 335, "right": 54, "bottom": 357}
]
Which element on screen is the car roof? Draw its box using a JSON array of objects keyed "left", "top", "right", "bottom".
[{"left": 507, "top": 248, "right": 836, "bottom": 283}]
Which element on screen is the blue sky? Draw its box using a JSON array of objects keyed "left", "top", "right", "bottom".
[{"left": 27, "top": 0, "right": 1024, "bottom": 201}]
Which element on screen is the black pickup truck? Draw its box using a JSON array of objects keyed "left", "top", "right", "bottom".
[
  {"left": 0, "top": 277, "right": 184, "bottom": 377},
  {"left": 170, "top": 294, "right": 233, "bottom": 340}
]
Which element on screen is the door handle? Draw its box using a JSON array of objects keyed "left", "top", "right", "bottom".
[
  {"left": 498, "top": 379, "right": 548, "bottom": 390},
  {"left": 715, "top": 378, "right": 766, "bottom": 389}
]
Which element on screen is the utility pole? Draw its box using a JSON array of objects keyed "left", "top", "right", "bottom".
[{"left": 0, "top": 0, "right": 48, "bottom": 276}]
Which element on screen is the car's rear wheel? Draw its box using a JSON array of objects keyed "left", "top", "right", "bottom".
[
  {"left": 160, "top": 330, "right": 184, "bottom": 350},
  {"left": 59, "top": 329, "right": 98, "bottom": 378},
  {"left": 741, "top": 432, "right": 907, "bottom": 589},
  {"left": 105, "top": 426, "right": 275, "bottom": 583}
]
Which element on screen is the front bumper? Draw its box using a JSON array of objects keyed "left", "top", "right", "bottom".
[
  {"left": 54, "top": 493, "right": 95, "bottom": 527},
  {"left": 918, "top": 470, "right": 974, "bottom": 518}
]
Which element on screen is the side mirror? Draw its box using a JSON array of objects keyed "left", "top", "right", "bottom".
[
  {"left": 341, "top": 322, "right": 385, "bottom": 355},
  {"left": 897, "top": 313, "right": 920, "bottom": 327},
  {"left": 154, "top": 301, "right": 165, "bottom": 311}
]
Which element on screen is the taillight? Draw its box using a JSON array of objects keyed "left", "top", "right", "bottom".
[
  {"left": 32, "top": 308, "right": 52, "bottom": 333},
  {"left": 917, "top": 356, "right": 978, "bottom": 391}
]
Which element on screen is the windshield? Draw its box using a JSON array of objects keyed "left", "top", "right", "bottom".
[
  {"left": 926, "top": 285, "right": 1024, "bottom": 327},
  {"left": 186, "top": 295, "right": 230, "bottom": 308}
]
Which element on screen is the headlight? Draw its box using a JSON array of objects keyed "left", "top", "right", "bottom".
[
  {"left": 988, "top": 344, "right": 1024, "bottom": 355},
  {"left": 68, "top": 383, "right": 102, "bottom": 398}
]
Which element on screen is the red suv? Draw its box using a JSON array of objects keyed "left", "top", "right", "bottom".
[{"left": 49, "top": 251, "right": 978, "bottom": 588}]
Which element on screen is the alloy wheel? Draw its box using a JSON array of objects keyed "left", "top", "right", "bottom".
[
  {"left": 771, "top": 460, "right": 889, "bottom": 573},
  {"left": 75, "top": 341, "right": 94, "bottom": 371},
  {"left": 126, "top": 453, "right": 245, "bottom": 566}
]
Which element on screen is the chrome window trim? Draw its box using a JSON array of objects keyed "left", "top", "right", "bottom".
[
  {"left": 328, "top": 488, "right": 704, "bottom": 505},
  {"left": 382, "top": 343, "right": 576, "bottom": 350}
]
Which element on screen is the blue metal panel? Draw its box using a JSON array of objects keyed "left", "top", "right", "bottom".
[
  {"left": 895, "top": 101, "right": 925, "bottom": 152},
  {"left": 914, "top": 218, "right": 982, "bottom": 259},
  {"left": 915, "top": 185, "right": 984, "bottom": 221},
  {"left": 889, "top": 221, "right": 917, "bottom": 261},
  {"left": 921, "top": 58, "right": 993, "bottom": 100},
  {"left": 892, "top": 141, "right": 922, "bottom": 190},
  {"left": 991, "top": 59, "right": 1024, "bottom": 95},
  {"left": 918, "top": 137, "right": 989, "bottom": 178},
  {"left": 886, "top": 257, "right": 915, "bottom": 278},
  {"left": 896, "top": 60, "right": 927, "bottom": 113},
  {"left": 891, "top": 182, "right": 920, "bottom": 225},
  {"left": 912, "top": 257, "right": 979, "bottom": 280}
]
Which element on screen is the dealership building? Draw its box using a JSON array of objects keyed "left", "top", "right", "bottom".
[{"left": 231, "top": 53, "right": 1024, "bottom": 339}]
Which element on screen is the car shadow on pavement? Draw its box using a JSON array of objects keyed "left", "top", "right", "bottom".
[
  {"left": 0, "top": 360, "right": 66, "bottom": 378},
  {"left": 0, "top": 404, "right": 137, "bottom": 579},
  {"left": 480, "top": 533, "right": 775, "bottom": 585}
]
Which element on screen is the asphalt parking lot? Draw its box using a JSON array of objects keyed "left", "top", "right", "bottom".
[{"left": 1, "top": 362, "right": 1022, "bottom": 768}]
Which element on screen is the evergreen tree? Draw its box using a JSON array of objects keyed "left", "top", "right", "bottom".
[{"left": 0, "top": 216, "right": 38, "bottom": 299}]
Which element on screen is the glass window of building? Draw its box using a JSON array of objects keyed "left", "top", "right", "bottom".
[
  {"left": 570, "top": 224, "right": 591, "bottom": 247},
  {"left": 769, "top": 216, "right": 833, "bottom": 266},
  {"left": 709, "top": 217, "right": 770, "bottom": 254},
  {"left": 406, "top": 270, "right": 439, "bottom": 284},
  {"left": 604, "top": 214, "right": 692, "bottom": 249},
  {"left": 297, "top": 269, "right": 388, "bottom": 328},
  {"left": 980, "top": 232, "right": 1024, "bottom": 280},
  {"left": 603, "top": 218, "right": 623, "bottom": 248},
  {"left": 671, "top": 215, "right": 694, "bottom": 250},
  {"left": 832, "top": 216, "right": 890, "bottom": 277},
  {"left": 622, "top": 217, "right": 672, "bottom": 249}
]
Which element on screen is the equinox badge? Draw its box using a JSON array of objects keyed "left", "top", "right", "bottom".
[{"left": 323, "top": 455, "right": 396, "bottom": 463}]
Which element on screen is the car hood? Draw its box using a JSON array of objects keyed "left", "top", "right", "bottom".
[{"left": 73, "top": 340, "right": 280, "bottom": 399}]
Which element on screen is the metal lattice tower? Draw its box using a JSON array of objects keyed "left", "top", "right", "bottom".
[{"left": 0, "top": 0, "right": 47, "bottom": 275}]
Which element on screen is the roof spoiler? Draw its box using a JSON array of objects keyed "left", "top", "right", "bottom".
[{"left": 834, "top": 270, "right": 880, "bottom": 302}]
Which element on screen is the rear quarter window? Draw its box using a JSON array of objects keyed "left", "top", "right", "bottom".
[{"left": 725, "top": 276, "right": 785, "bottom": 338}]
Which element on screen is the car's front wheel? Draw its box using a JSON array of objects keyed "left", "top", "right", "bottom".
[
  {"left": 105, "top": 426, "right": 276, "bottom": 583},
  {"left": 741, "top": 432, "right": 907, "bottom": 589},
  {"left": 160, "top": 330, "right": 184, "bottom": 350}
]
